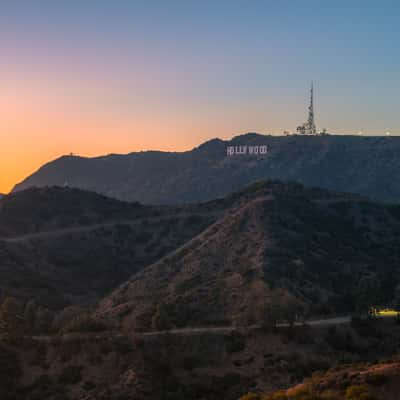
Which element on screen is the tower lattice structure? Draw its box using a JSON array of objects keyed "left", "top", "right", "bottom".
[
  {"left": 307, "top": 83, "right": 317, "bottom": 135},
  {"left": 297, "top": 83, "right": 318, "bottom": 135}
]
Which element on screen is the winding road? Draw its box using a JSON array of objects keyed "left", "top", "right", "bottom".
[{"left": 29, "top": 315, "right": 353, "bottom": 343}]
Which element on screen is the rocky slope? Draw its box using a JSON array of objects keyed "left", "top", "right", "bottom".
[
  {"left": 12, "top": 134, "right": 400, "bottom": 204},
  {"left": 98, "top": 181, "right": 400, "bottom": 331}
]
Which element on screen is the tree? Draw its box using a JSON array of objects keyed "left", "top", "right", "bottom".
[
  {"left": 393, "top": 283, "right": 400, "bottom": 321},
  {"left": 320, "top": 128, "right": 328, "bottom": 135},
  {"left": 282, "top": 297, "right": 304, "bottom": 329},
  {"left": 0, "top": 344, "right": 21, "bottom": 399},
  {"left": 262, "top": 292, "right": 283, "bottom": 329},
  {"left": 151, "top": 303, "right": 171, "bottom": 331},
  {"left": 0, "top": 297, "right": 25, "bottom": 341},
  {"left": 355, "top": 274, "right": 380, "bottom": 317},
  {"left": 261, "top": 293, "right": 304, "bottom": 329}
]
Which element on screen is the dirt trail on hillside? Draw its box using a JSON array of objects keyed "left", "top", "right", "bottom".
[
  {"left": 29, "top": 315, "right": 354, "bottom": 343},
  {"left": 0, "top": 212, "right": 218, "bottom": 243}
]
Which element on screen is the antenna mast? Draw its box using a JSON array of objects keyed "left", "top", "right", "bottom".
[{"left": 307, "top": 82, "right": 317, "bottom": 135}]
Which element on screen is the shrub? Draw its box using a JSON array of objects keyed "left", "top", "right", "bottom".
[
  {"left": 286, "top": 385, "right": 310, "bottom": 398},
  {"left": 61, "top": 314, "right": 108, "bottom": 333},
  {"left": 225, "top": 332, "right": 246, "bottom": 353},
  {"left": 28, "top": 343, "right": 48, "bottom": 367},
  {"left": 182, "top": 356, "right": 198, "bottom": 371},
  {"left": 345, "top": 385, "right": 377, "bottom": 400},
  {"left": 358, "top": 394, "right": 378, "bottom": 400},
  {"left": 151, "top": 304, "right": 171, "bottom": 331},
  {"left": 82, "top": 380, "right": 96, "bottom": 391},
  {"left": 345, "top": 385, "right": 366, "bottom": 399},
  {"left": 239, "top": 393, "right": 261, "bottom": 400},
  {"left": 99, "top": 342, "right": 112, "bottom": 355},
  {"left": 58, "top": 365, "right": 83, "bottom": 385},
  {"left": 269, "top": 391, "right": 287, "bottom": 400},
  {"left": 365, "top": 373, "right": 387, "bottom": 386},
  {"left": 320, "top": 390, "right": 341, "bottom": 400},
  {"left": 0, "top": 345, "right": 22, "bottom": 398},
  {"left": 33, "top": 374, "right": 52, "bottom": 388}
]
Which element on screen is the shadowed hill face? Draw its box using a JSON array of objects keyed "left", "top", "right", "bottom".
[
  {"left": 0, "top": 187, "right": 223, "bottom": 308},
  {"left": 12, "top": 134, "right": 400, "bottom": 204},
  {"left": 0, "top": 187, "right": 144, "bottom": 237},
  {"left": 98, "top": 182, "right": 400, "bottom": 330}
]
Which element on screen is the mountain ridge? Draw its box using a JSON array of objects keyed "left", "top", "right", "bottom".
[{"left": 13, "top": 133, "right": 400, "bottom": 204}]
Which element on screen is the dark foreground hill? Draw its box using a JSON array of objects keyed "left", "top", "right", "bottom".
[
  {"left": 12, "top": 134, "right": 400, "bottom": 204},
  {"left": 3, "top": 183, "right": 400, "bottom": 400},
  {"left": 98, "top": 181, "right": 400, "bottom": 331},
  {"left": 253, "top": 355, "right": 400, "bottom": 400},
  {"left": 4, "top": 318, "right": 400, "bottom": 400}
]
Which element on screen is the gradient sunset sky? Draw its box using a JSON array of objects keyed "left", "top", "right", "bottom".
[{"left": 1, "top": 1, "right": 400, "bottom": 193}]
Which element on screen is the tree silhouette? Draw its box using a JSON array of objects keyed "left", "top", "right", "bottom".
[
  {"left": 0, "top": 297, "right": 24, "bottom": 341},
  {"left": 151, "top": 303, "right": 171, "bottom": 331},
  {"left": 355, "top": 274, "right": 380, "bottom": 317}
]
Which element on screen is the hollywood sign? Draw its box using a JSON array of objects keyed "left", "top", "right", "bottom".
[{"left": 226, "top": 145, "right": 268, "bottom": 156}]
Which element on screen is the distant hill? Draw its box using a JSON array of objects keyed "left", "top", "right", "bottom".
[
  {"left": 98, "top": 181, "right": 400, "bottom": 331},
  {"left": 0, "top": 187, "right": 224, "bottom": 308},
  {"left": 0, "top": 186, "right": 142, "bottom": 237},
  {"left": 12, "top": 134, "right": 400, "bottom": 204}
]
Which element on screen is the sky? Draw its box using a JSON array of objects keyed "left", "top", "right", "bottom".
[{"left": 1, "top": 1, "right": 400, "bottom": 193}]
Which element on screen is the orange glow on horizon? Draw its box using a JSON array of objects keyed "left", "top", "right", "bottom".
[
  {"left": 4, "top": 2, "right": 400, "bottom": 193},
  {"left": 0, "top": 116, "right": 216, "bottom": 194},
  {"left": 0, "top": 94, "right": 256, "bottom": 193},
  {"left": 0, "top": 72, "right": 281, "bottom": 194}
]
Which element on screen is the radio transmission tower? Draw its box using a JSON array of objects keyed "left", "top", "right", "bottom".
[
  {"left": 296, "top": 82, "right": 318, "bottom": 135},
  {"left": 307, "top": 82, "right": 317, "bottom": 135}
]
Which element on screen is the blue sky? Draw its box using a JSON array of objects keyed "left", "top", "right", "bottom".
[{"left": 1, "top": 0, "right": 400, "bottom": 191}]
